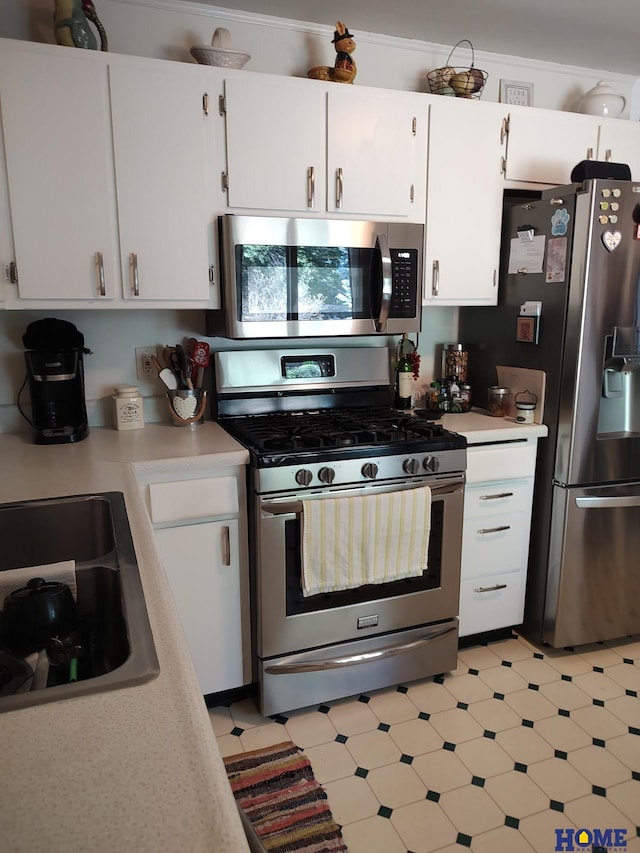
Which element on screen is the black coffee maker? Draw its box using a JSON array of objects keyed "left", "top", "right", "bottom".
[{"left": 22, "top": 318, "right": 90, "bottom": 445}]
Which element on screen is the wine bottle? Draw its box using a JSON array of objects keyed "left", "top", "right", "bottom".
[{"left": 394, "top": 352, "right": 413, "bottom": 410}]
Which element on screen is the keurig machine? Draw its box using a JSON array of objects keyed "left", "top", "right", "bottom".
[{"left": 22, "top": 318, "right": 90, "bottom": 445}]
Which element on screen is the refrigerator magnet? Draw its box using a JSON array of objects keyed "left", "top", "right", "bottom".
[{"left": 516, "top": 315, "right": 538, "bottom": 344}]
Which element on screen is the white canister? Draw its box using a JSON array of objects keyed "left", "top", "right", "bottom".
[
  {"left": 112, "top": 385, "right": 144, "bottom": 430},
  {"left": 514, "top": 390, "right": 537, "bottom": 424}
]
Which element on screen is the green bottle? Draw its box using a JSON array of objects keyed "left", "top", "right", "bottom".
[{"left": 395, "top": 353, "right": 413, "bottom": 410}]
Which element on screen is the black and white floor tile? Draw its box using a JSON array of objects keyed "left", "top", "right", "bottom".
[{"left": 210, "top": 632, "right": 640, "bottom": 853}]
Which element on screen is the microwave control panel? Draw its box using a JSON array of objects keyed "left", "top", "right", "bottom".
[{"left": 390, "top": 248, "right": 418, "bottom": 317}]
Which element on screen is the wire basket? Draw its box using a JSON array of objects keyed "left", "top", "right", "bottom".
[{"left": 427, "top": 39, "right": 487, "bottom": 99}]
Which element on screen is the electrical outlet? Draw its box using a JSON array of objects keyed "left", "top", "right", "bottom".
[{"left": 135, "top": 347, "right": 156, "bottom": 380}]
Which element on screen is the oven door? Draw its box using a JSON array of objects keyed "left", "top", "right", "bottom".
[
  {"left": 255, "top": 473, "right": 464, "bottom": 660},
  {"left": 216, "top": 215, "right": 423, "bottom": 339}
]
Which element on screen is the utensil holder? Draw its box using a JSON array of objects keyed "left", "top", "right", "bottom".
[{"left": 166, "top": 389, "right": 207, "bottom": 427}]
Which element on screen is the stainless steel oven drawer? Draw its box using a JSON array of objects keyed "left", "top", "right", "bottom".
[{"left": 259, "top": 620, "right": 458, "bottom": 716}]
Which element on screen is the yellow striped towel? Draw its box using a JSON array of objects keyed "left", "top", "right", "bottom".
[{"left": 300, "top": 486, "right": 432, "bottom": 597}]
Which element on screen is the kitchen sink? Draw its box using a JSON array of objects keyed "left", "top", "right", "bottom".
[{"left": 0, "top": 493, "right": 159, "bottom": 712}]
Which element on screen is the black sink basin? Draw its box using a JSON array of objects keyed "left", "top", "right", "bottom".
[{"left": 0, "top": 493, "right": 159, "bottom": 712}]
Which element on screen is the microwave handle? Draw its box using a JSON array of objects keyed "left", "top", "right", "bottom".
[{"left": 374, "top": 233, "right": 392, "bottom": 333}]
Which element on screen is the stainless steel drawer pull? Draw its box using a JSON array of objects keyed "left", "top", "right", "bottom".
[
  {"left": 96, "top": 251, "right": 106, "bottom": 296},
  {"left": 473, "top": 583, "right": 508, "bottom": 593},
  {"left": 477, "top": 525, "right": 511, "bottom": 534},
  {"left": 264, "top": 624, "right": 456, "bottom": 674},
  {"left": 480, "top": 492, "right": 514, "bottom": 501},
  {"left": 576, "top": 495, "right": 640, "bottom": 509},
  {"left": 222, "top": 525, "right": 231, "bottom": 566},
  {"left": 130, "top": 252, "right": 139, "bottom": 296},
  {"left": 432, "top": 259, "right": 440, "bottom": 296}
]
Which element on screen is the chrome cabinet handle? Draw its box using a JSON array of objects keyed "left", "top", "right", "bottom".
[
  {"left": 477, "top": 525, "right": 511, "bottom": 534},
  {"left": 587, "top": 147, "right": 594, "bottom": 160},
  {"left": 432, "top": 259, "right": 439, "bottom": 296},
  {"left": 221, "top": 525, "right": 231, "bottom": 566},
  {"left": 130, "top": 252, "right": 139, "bottom": 296},
  {"left": 96, "top": 252, "right": 106, "bottom": 296},
  {"left": 473, "top": 583, "right": 508, "bottom": 593},
  {"left": 265, "top": 624, "right": 456, "bottom": 674},
  {"left": 605, "top": 148, "right": 612, "bottom": 162},
  {"left": 374, "top": 233, "right": 392, "bottom": 333},
  {"left": 480, "top": 492, "right": 514, "bottom": 501},
  {"left": 307, "top": 166, "right": 315, "bottom": 208},
  {"left": 335, "top": 167, "right": 343, "bottom": 209}
]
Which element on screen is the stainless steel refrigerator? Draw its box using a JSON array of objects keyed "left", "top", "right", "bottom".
[{"left": 459, "top": 178, "right": 640, "bottom": 648}]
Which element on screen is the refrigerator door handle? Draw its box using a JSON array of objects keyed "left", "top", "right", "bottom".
[{"left": 575, "top": 495, "right": 640, "bottom": 509}]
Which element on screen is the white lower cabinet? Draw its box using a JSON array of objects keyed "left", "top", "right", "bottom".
[
  {"left": 459, "top": 442, "right": 537, "bottom": 637},
  {"left": 137, "top": 468, "right": 250, "bottom": 695}
]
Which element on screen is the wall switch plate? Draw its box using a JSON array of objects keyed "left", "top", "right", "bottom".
[{"left": 135, "top": 347, "right": 156, "bottom": 380}]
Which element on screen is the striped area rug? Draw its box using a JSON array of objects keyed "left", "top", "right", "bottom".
[{"left": 223, "top": 740, "right": 348, "bottom": 852}]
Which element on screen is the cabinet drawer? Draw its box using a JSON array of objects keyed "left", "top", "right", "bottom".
[
  {"left": 459, "top": 570, "right": 525, "bottom": 637},
  {"left": 461, "top": 511, "right": 530, "bottom": 578},
  {"left": 466, "top": 444, "right": 537, "bottom": 484},
  {"left": 464, "top": 478, "right": 533, "bottom": 519},
  {"left": 148, "top": 476, "right": 238, "bottom": 524}
]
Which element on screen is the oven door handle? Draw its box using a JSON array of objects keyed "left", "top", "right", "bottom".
[
  {"left": 261, "top": 481, "right": 462, "bottom": 517},
  {"left": 373, "top": 233, "right": 392, "bottom": 333},
  {"left": 263, "top": 624, "right": 456, "bottom": 674}
]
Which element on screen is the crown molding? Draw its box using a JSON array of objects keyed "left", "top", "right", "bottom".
[{"left": 109, "top": 0, "right": 636, "bottom": 84}]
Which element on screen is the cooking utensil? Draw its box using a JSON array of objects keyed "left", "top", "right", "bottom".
[
  {"left": 176, "top": 344, "right": 193, "bottom": 390},
  {"left": 191, "top": 341, "right": 210, "bottom": 388},
  {"left": 151, "top": 355, "right": 178, "bottom": 391},
  {"left": 168, "top": 348, "right": 185, "bottom": 389},
  {"left": 2, "top": 577, "right": 79, "bottom": 655}
]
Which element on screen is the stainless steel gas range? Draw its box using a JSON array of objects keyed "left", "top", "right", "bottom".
[{"left": 214, "top": 347, "right": 467, "bottom": 715}]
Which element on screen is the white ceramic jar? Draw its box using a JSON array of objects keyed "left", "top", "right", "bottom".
[
  {"left": 112, "top": 385, "right": 144, "bottom": 430},
  {"left": 580, "top": 82, "right": 626, "bottom": 118}
]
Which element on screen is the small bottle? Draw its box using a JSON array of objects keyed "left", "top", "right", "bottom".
[
  {"left": 112, "top": 385, "right": 144, "bottom": 430},
  {"left": 395, "top": 352, "right": 413, "bottom": 410}
]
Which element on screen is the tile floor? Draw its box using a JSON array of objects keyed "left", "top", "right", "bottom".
[{"left": 210, "top": 632, "right": 640, "bottom": 853}]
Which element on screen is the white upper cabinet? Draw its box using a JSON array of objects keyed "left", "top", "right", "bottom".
[
  {"left": 109, "top": 62, "right": 214, "bottom": 302},
  {"left": 0, "top": 44, "right": 217, "bottom": 308},
  {"left": 223, "top": 75, "right": 326, "bottom": 212},
  {"left": 326, "top": 87, "right": 426, "bottom": 218},
  {"left": 222, "top": 73, "right": 427, "bottom": 221},
  {"left": 502, "top": 105, "right": 600, "bottom": 185},
  {"left": 0, "top": 49, "right": 120, "bottom": 301},
  {"left": 423, "top": 98, "right": 505, "bottom": 305},
  {"left": 597, "top": 119, "right": 640, "bottom": 179}
]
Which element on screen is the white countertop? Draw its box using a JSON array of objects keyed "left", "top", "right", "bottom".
[
  {"left": 0, "top": 423, "right": 250, "bottom": 853},
  {"left": 0, "top": 412, "right": 546, "bottom": 851}
]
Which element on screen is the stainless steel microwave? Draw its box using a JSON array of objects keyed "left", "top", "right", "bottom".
[{"left": 206, "top": 215, "right": 424, "bottom": 339}]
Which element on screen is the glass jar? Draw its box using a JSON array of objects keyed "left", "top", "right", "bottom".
[
  {"left": 459, "top": 384, "right": 472, "bottom": 413},
  {"left": 487, "top": 386, "right": 511, "bottom": 418},
  {"left": 112, "top": 385, "right": 144, "bottom": 430},
  {"left": 441, "top": 343, "right": 469, "bottom": 383}
]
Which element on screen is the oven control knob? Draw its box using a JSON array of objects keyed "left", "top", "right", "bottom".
[
  {"left": 295, "top": 468, "right": 313, "bottom": 486},
  {"left": 403, "top": 458, "right": 420, "bottom": 475},
  {"left": 361, "top": 462, "right": 379, "bottom": 480},
  {"left": 318, "top": 466, "right": 336, "bottom": 484},
  {"left": 423, "top": 455, "right": 440, "bottom": 473}
]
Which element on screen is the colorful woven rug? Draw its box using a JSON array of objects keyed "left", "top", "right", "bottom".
[{"left": 223, "top": 740, "right": 348, "bottom": 852}]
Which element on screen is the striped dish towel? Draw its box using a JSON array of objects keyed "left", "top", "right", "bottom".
[{"left": 301, "top": 486, "right": 431, "bottom": 597}]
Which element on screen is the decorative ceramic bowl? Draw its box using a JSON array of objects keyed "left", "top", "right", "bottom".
[
  {"left": 190, "top": 45, "right": 251, "bottom": 68},
  {"left": 580, "top": 81, "right": 625, "bottom": 118}
]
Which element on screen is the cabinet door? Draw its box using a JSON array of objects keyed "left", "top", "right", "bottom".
[
  {"left": 597, "top": 120, "right": 640, "bottom": 180},
  {"left": 109, "top": 63, "right": 213, "bottom": 302},
  {"left": 327, "top": 88, "right": 425, "bottom": 218},
  {"left": 423, "top": 99, "right": 504, "bottom": 305},
  {"left": 0, "top": 50, "right": 120, "bottom": 300},
  {"left": 224, "top": 75, "right": 326, "bottom": 212},
  {"left": 154, "top": 519, "right": 244, "bottom": 695},
  {"left": 504, "top": 106, "right": 600, "bottom": 184}
]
